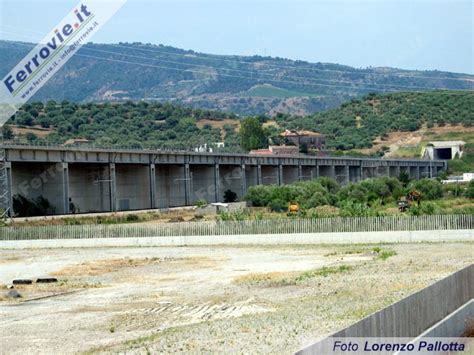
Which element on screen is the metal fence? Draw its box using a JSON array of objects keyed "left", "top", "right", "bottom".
[{"left": 0, "top": 214, "right": 472, "bottom": 241}]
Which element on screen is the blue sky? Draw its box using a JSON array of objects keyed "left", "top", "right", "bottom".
[{"left": 0, "top": 0, "right": 472, "bottom": 74}]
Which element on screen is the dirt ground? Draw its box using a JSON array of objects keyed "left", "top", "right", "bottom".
[{"left": 0, "top": 243, "right": 472, "bottom": 354}]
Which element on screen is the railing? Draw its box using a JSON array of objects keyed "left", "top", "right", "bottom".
[
  {"left": 0, "top": 214, "right": 472, "bottom": 241},
  {"left": 0, "top": 142, "right": 441, "bottom": 162}
]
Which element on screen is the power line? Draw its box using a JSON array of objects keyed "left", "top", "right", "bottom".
[
  {"left": 77, "top": 53, "right": 390, "bottom": 92},
  {"left": 0, "top": 38, "right": 397, "bottom": 91},
  {"left": 107, "top": 43, "right": 474, "bottom": 82},
  {"left": 78, "top": 46, "right": 461, "bottom": 91},
  {"left": 1, "top": 24, "right": 473, "bottom": 83},
  {"left": 4, "top": 39, "right": 471, "bottom": 93}
]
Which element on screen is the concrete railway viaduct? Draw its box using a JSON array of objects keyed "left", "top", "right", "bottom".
[{"left": 0, "top": 145, "right": 446, "bottom": 216}]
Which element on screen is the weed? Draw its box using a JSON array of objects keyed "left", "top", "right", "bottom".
[{"left": 372, "top": 247, "right": 397, "bottom": 260}]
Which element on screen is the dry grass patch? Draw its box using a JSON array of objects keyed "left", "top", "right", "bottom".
[
  {"left": 52, "top": 257, "right": 167, "bottom": 277},
  {"left": 0, "top": 279, "right": 102, "bottom": 303},
  {"left": 52, "top": 256, "right": 218, "bottom": 277},
  {"left": 0, "top": 254, "right": 22, "bottom": 264},
  {"left": 235, "top": 265, "right": 353, "bottom": 287}
]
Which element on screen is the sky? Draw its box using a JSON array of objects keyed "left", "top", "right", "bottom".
[{"left": 0, "top": 0, "right": 472, "bottom": 74}]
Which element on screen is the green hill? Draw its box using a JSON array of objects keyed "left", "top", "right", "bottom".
[
  {"left": 277, "top": 91, "right": 473, "bottom": 150},
  {"left": 1, "top": 40, "right": 473, "bottom": 116}
]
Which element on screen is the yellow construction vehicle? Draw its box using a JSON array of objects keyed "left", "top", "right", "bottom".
[{"left": 288, "top": 202, "right": 299, "bottom": 214}]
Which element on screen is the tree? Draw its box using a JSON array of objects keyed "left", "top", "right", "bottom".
[
  {"left": 239, "top": 117, "right": 267, "bottom": 151},
  {"left": 2, "top": 126, "right": 13, "bottom": 140},
  {"left": 399, "top": 171, "right": 410, "bottom": 187},
  {"left": 223, "top": 189, "right": 237, "bottom": 203},
  {"left": 26, "top": 132, "right": 38, "bottom": 143}
]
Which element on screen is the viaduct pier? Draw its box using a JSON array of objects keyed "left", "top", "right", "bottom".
[{"left": 0, "top": 145, "right": 446, "bottom": 216}]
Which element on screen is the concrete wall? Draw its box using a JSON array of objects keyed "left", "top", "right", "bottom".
[
  {"left": 301, "top": 166, "right": 317, "bottom": 181},
  {"left": 1, "top": 229, "right": 472, "bottom": 249},
  {"left": 115, "top": 164, "right": 151, "bottom": 211},
  {"left": 362, "top": 166, "right": 377, "bottom": 179},
  {"left": 156, "top": 164, "right": 186, "bottom": 208},
  {"left": 219, "top": 165, "right": 244, "bottom": 201},
  {"left": 69, "top": 163, "right": 111, "bottom": 213},
  {"left": 416, "top": 299, "right": 473, "bottom": 338},
  {"left": 190, "top": 164, "right": 216, "bottom": 204},
  {"left": 319, "top": 165, "right": 335, "bottom": 179},
  {"left": 297, "top": 264, "right": 474, "bottom": 354},
  {"left": 409, "top": 166, "right": 420, "bottom": 180},
  {"left": 335, "top": 166, "right": 349, "bottom": 185},
  {"left": 389, "top": 165, "right": 400, "bottom": 178},
  {"left": 282, "top": 165, "right": 299, "bottom": 185},
  {"left": 11, "top": 162, "right": 65, "bottom": 215},
  {"left": 245, "top": 165, "right": 258, "bottom": 189},
  {"left": 261, "top": 165, "right": 279, "bottom": 185}
]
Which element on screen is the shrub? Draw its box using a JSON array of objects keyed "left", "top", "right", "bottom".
[
  {"left": 408, "top": 202, "right": 443, "bottom": 216},
  {"left": 337, "top": 183, "right": 368, "bottom": 204},
  {"left": 442, "top": 183, "right": 462, "bottom": 197},
  {"left": 269, "top": 198, "right": 287, "bottom": 212},
  {"left": 196, "top": 199, "right": 207, "bottom": 208},
  {"left": 315, "top": 177, "right": 339, "bottom": 194},
  {"left": 244, "top": 185, "right": 272, "bottom": 207},
  {"left": 126, "top": 214, "right": 139, "bottom": 222},
  {"left": 409, "top": 179, "right": 443, "bottom": 200},
  {"left": 12, "top": 195, "right": 55, "bottom": 217},
  {"left": 223, "top": 189, "right": 237, "bottom": 203},
  {"left": 217, "top": 210, "right": 249, "bottom": 221},
  {"left": 306, "top": 205, "right": 340, "bottom": 218},
  {"left": 339, "top": 201, "right": 377, "bottom": 217},
  {"left": 305, "top": 191, "right": 331, "bottom": 208},
  {"left": 465, "top": 180, "right": 474, "bottom": 199}
]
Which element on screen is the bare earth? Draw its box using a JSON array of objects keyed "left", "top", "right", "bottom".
[{"left": 0, "top": 243, "right": 472, "bottom": 354}]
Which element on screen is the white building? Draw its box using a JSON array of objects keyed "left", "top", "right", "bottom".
[{"left": 442, "top": 173, "right": 474, "bottom": 184}]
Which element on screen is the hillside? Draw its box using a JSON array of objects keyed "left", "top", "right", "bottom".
[
  {"left": 1, "top": 40, "right": 473, "bottom": 116},
  {"left": 277, "top": 91, "right": 474, "bottom": 150},
  {"left": 3, "top": 92, "right": 473, "bottom": 164},
  {"left": 3, "top": 101, "right": 239, "bottom": 150}
]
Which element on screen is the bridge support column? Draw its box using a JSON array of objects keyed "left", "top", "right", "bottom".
[
  {"left": 316, "top": 165, "right": 320, "bottom": 179},
  {"left": 5, "top": 162, "right": 12, "bottom": 217},
  {"left": 257, "top": 164, "right": 262, "bottom": 185},
  {"left": 184, "top": 163, "right": 191, "bottom": 205},
  {"left": 109, "top": 163, "right": 116, "bottom": 212},
  {"left": 241, "top": 164, "right": 247, "bottom": 197},
  {"left": 214, "top": 164, "right": 220, "bottom": 203},
  {"left": 149, "top": 164, "right": 156, "bottom": 209},
  {"left": 278, "top": 165, "right": 283, "bottom": 185},
  {"left": 62, "top": 163, "right": 69, "bottom": 214},
  {"left": 298, "top": 165, "right": 303, "bottom": 181},
  {"left": 348, "top": 166, "right": 361, "bottom": 183},
  {"left": 344, "top": 165, "right": 350, "bottom": 185}
]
